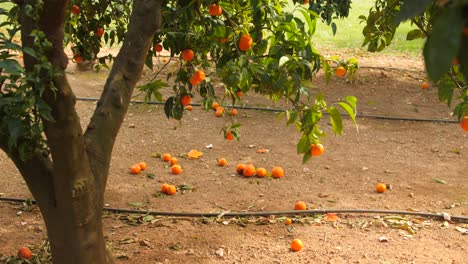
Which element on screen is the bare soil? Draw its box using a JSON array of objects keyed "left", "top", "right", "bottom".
[{"left": 0, "top": 53, "right": 467, "bottom": 263}]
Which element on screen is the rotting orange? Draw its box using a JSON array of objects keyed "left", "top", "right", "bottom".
[
  {"left": 225, "top": 131, "right": 234, "bottom": 141},
  {"left": 271, "top": 166, "right": 284, "bottom": 178},
  {"left": 238, "top": 34, "right": 253, "bottom": 51},
  {"left": 161, "top": 183, "right": 170, "bottom": 193},
  {"left": 171, "top": 164, "right": 182, "bottom": 174},
  {"left": 290, "top": 239, "right": 303, "bottom": 252},
  {"left": 181, "top": 94, "right": 191, "bottom": 106},
  {"left": 166, "top": 185, "right": 177, "bottom": 195},
  {"left": 130, "top": 164, "right": 141, "bottom": 174},
  {"left": 243, "top": 164, "right": 256, "bottom": 177},
  {"left": 236, "top": 163, "right": 246, "bottom": 174},
  {"left": 376, "top": 183, "right": 387, "bottom": 193},
  {"left": 162, "top": 153, "right": 172, "bottom": 162},
  {"left": 17, "top": 247, "right": 32, "bottom": 259},
  {"left": 310, "top": 143, "right": 324, "bottom": 157},
  {"left": 421, "top": 82, "right": 429, "bottom": 89},
  {"left": 169, "top": 157, "right": 178, "bottom": 166},
  {"left": 294, "top": 200, "right": 307, "bottom": 210},
  {"left": 284, "top": 218, "right": 293, "bottom": 225},
  {"left": 209, "top": 3, "right": 223, "bottom": 16},
  {"left": 256, "top": 167, "right": 267, "bottom": 177},
  {"left": 138, "top": 162, "right": 147, "bottom": 171},
  {"left": 335, "top": 66, "right": 347, "bottom": 77},
  {"left": 218, "top": 158, "right": 227, "bottom": 167},
  {"left": 461, "top": 116, "right": 468, "bottom": 132},
  {"left": 182, "top": 49, "right": 195, "bottom": 62}
]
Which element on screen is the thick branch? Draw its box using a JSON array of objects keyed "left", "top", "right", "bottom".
[{"left": 84, "top": 0, "right": 163, "bottom": 194}]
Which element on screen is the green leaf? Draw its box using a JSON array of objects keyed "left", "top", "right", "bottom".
[
  {"left": 437, "top": 77, "right": 455, "bottom": 107},
  {"left": 424, "top": 8, "right": 464, "bottom": 81},
  {"left": 432, "top": 178, "right": 447, "bottom": 185},
  {"left": 296, "top": 135, "right": 309, "bottom": 154},
  {"left": 129, "top": 202, "right": 144, "bottom": 208},
  {"left": 164, "top": 97, "right": 174, "bottom": 119},
  {"left": 0, "top": 59, "right": 23, "bottom": 74},
  {"left": 396, "top": 0, "right": 432, "bottom": 23},
  {"left": 406, "top": 29, "right": 425, "bottom": 41},
  {"left": 328, "top": 106, "right": 343, "bottom": 136},
  {"left": 338, "top": 101, "right": 357, "bottom": 125},
  {"left": 302, "top": 151, "right": 312, "bottom": 163}
]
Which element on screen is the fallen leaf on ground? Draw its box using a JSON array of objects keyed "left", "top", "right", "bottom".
[{"left": 433, "top": 178, "right": 447, "bottom": 184}]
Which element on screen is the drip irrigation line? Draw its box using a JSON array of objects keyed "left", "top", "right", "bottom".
[
  {"left": 1, "top": 197, "right": 466, "bottom": 222},
  {"left": 75, "top": 97, "right": 458, "bottom": 124}
]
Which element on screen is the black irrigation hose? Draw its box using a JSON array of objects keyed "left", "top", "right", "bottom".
[
  {"left": 76, "top": 97, "right": 459, "bottom": 124},
  {"left": 1, "top": 197, "right": 467, "bottom": 222}
]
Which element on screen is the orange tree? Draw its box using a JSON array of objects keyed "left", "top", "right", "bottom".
[
  {"left": 360, "top": 0, "right": 468, "bottom": 126},
  {"left": 0, "top": 0, "right": 356, "bottom": 262}
]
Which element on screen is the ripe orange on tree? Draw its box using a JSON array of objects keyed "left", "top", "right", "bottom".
[
  {"left": 271, "top": 166, "right": 284, "bottom": 178},
  {"left": 228, "top": 108, "right": 238, "bottom": 116},
  {"left": 161, "top": 183, "right": 170, "bottom": 193},
  {"left": 209, "top": 3, "right": 223, "bottom": 16},
  {"left": 294, "top": 200, "right": 307, "bottom": 210},
  {"left": 243, "top": 164, "right": 256, "bottom": 177},
  {"left": 130, "top": 164, "right": 141, "bottom": 174},
  {"left": 169, "top": 157, "right": 178, "bottom": 166},
  {"left": 256, "top": 167, "right": 267, "bottom": 177},
  {"left": 290, "top": 239, "right": 303, "bottom": 252},
  {"left": 138, "top": 162, "right": 147, "bottom": 170},
  {"left": 154, "top": 43, "right": 163, "bottom": 52},
  {"left": 171, "top": 164, "right": 182, "bottom": 174},
  {"left": 421, "top": 82, "right": 429, "bottom": 89},
  {"left": 218, "top": 158, "right": 227, "bottom": 167},
  {"left": 284, "top": 218, "right": 292, "bottom": 225},
  {"left": 225, "top": 131, "right": 234, "bottom": 141},
  {"left": 190, "top": 69, "right": 205, "bottom": 86},
  {"left": 181, "top": 94, "right": 191, "bottom": 106},
  {"left": 17, "top": 247, "right": 32, "bottom": 259},
  {"left": 461, "top": 116, "right": 468, "bottom": 132},
  {"left": 335, "top": 66, "right": 347, "bottom": 77},
  {"left": 181, "top": 49, "right": 194, "bottom": 62},
  {"left": 376, "top": 183, "right": 387, "bottom": 193},
  {"left": 236, "top": 90, "right": 243, "bottom": 98},
  {"left": 238, "top": 34, "right": 253, "bottom": 51},
  {"left": 74, "top": 54, "right": 83, "bottom": 63},
  {"left": 236, "top": 163, "right": 246, "bottom": 174},
  {"left": 220, "top": 38, "right": 228, "bottom": 44},
  {"left": 310, "top": 143, "right": 324, "bottom": 157},
  {"left": 304, "top": 0, "right": 310, "bottom": 4},
  {"left": 211, "top": 101, "right": 220, "bottom": 110},
  {"left": 71, "top": 4, "right": 80, "bottom": 15},
  {"left": 162, "top": 153, "right": 172, "bottom": 162},
  {"left": 215, "top": 106, "right": 224, "bottom": 117},
  {"left": 96, "top": 27, "right": 104, "bottom": 38},
  {"left": 166, "top": 185, "right": 177, "bottom": 195},
  {"left": 185, "top": 105, "right": 193, "bottom": 111}
]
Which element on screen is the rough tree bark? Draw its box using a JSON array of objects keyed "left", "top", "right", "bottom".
[{"left": 0, "top": 0, "right": 163, "bottom": 263}]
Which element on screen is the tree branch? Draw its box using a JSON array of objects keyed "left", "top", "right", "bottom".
[{"left": 84, "top": 0, "right": 163, "bottom": 194}]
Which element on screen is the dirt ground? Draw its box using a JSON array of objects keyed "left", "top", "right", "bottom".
[{"left": 0, "top": 53, "right": 467, "bottom": 263}]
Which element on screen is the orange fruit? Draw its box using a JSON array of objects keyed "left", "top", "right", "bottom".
[
  {"left": 228, "top": 108, "right": 238, "bottom": 116},
  {"left": 421, "top": 82, "right": 429, "bottom": 89},
  {"left": 181, "top": 94, "right": 191, "bottom": 106},
  {"left": 186, "top": 105, "right": 193, "bottom": 111},
  {"left": 218, "top": 158, "right": 227, "bottom": 167},
  {"left": 166, "top": 185, "right": 177, "bottom": 195},
  {"left": 130, "top": 164, "right": 141, "bottom": 174},
  {"left": 74, "top": 55, "right": 83, "bottom": 63},
  {"left": 376, "top": 183, "right": 387, "bottom": 193},
  {"left": 138, "top": 162, "right": 147, "bottom": 171},
  {"left": 464, "top": 27, "right": 468, "bottom": 36},
  {"left": 310, "top": 143, "right": 324, "bottom": 157},
  {"left": 243, "top": 164, "right": 256, "bottom": 177},
  {"left": 294, "top": 200, "right": 307, "bottom": 210},
  {"left": 17, "top": 247, "right": 32, "bottom": 259},
  {"left": 211, "top": 101, "right": 220, "bottom": 110},
  {"left": 271, "top": 166, "right": 284, "bottom": 178},
  {"left": 209, "top": 3, "right": 223, "bottom": 16},
  {"left": 71, "top": 4, "right": 80, "bottom": 15},
  {"left": 96, "top": 27, "right": 104, "bottom": 38},
  {"left": 236, "top": 91, "right": 243, "bottom": 98},
  {"left": 238, "top": 34, "right": 253, "bottom": 51},
  {"left": 154, "top": 43, "right": 163, "bottom": 52},
  {"left": 161, "top": 183, "right": 170, "bottom": 193},
  {"left": 162, "top": 153, "right": 172, "bottom": 162},
  {"left": 461, "top": 116, "right": 468, "bottom": 132},
  {"left": 236, "top": 163, "right": 246, "bottom": 174},
  {"left": 304, "top": 0, "right": 309, "bottom": 4},
  {"left": 290, "top": 238, "right": 303, "bottom": 252},
  {"left": 256, "top": 167, "right": 267, "bottom": 177},
  {"left": 220, "top": 38, "right": 228, "bottom": 44},
  {"left": 169, "top": 157, "right": 178, "bottom": 166},
  {"left": 335, "top": 66, "right": 347, "bottom": 77},
  {"left": 215, "top": 107, "right": 224, "bottom": 117},
  {"left": 225, "top": 131, "right": 234, "bottom": 141},
  {"left": 190, "top": 69, "right": 205, "bottom": 86},
  {"left": 284, "top": 218, "right": 292, "bottom": 225},
  {"left": 453, "top": 58, "right": 459, "bottom": 65},
  {"left": 182, "top": 49, "right": 194, "bottom": 62},
  {"left": 171, "top": 164, "right": 182, "bottom": 174}
]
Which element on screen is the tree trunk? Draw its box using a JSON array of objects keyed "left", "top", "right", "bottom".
[{"left": 9, "top": 0, "right": 164, "bottom": 263}]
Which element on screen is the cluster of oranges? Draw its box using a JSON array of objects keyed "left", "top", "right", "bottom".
[
  {"left": 160, "top": 183, "right": 177, "bottom": 195},
  {"left": 235, "top": 163, "right": 284, "bottom": 178},
  {"left": 210, "top": 101, "right": 239, "bottom": 118},
  {"left": 129, "top": 162, "right": 147, "bottom": 174},
  {"left": 162, "top": 153, "right": 182, "bottom": 175}
]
